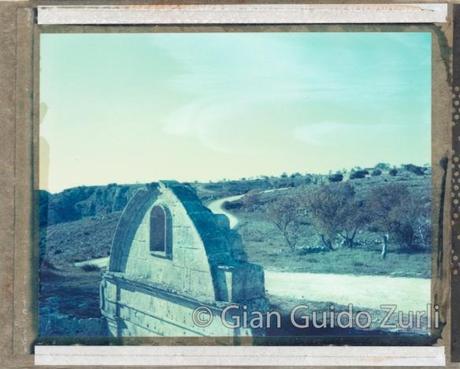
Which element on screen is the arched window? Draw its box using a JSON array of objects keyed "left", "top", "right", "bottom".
[{"left": 149, "top": 205, "right": 172, "bottom": 257}]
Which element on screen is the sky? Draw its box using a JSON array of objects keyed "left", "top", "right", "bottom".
[{"left": 40, "top": 32, "right": 431, "bottom": 193}]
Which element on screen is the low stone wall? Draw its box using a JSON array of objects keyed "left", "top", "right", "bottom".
[{"left": 101, "top": 273, "right": 265, "bottom": 337}]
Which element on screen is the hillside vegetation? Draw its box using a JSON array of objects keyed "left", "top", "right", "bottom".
[
  {"left": 39, "top": 163, "right": 431, "bottom": 275},
  {"left": 227, "top": 174, "right": 430, "bottom": 277}
]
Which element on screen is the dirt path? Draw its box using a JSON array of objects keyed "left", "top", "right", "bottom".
[
  {"left": 74, "top": 256, "right": 110, "bottom": 268},
  {"left": 206, "top": 188, "right": 288, "bottom": 229},
  {"left": 76, "top": 256, "right": 430, "bottom": 312},
  {"left": 206, "top": 194, "right": 245, "bottom": 229}
]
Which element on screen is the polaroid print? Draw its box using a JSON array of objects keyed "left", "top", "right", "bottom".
[{"left": 0, "top": 2, "right": 454, "bottom": 367}]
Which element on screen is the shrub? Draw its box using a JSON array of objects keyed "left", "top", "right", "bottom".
[
  {"left": 389, "top": 168, "right": 398, "bottom": 176},
  {"left": 80, "top": 264, "right": 100, "bottom": 272},
  {"left": 223, "top": 200, "right": 242, "bottom": 210},
  {"left": 328, "top": 173, "right": 343, "bottom": 183},
  {"left": 241, "top": 190, "right": 260, "bottom": 212},
  {"left": 371, "top": 169, "right": 382, "bottom": 176},
  {"left": 403, "top": 164, "right": 426, "bottom": 176},
  {"left": 350, "top": 170, "right": 369, "bottom": 179}
]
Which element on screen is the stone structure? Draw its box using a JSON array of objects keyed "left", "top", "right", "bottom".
[{"left": 100, "top": 181, "right": 267, "bottom": 337}]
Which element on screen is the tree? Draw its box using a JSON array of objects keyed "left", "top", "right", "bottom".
[
  {"left": 366, "top": 183, "right": 405, "bottom": 258},
  {"left": 388, "top": 194, "right": 431, "bottom": 250},
  {"left": 265, "top": 195, "right": 302, "bottom": 251},
  {"left": 366, "top": 183, "right": 430, "bottom": 257},
  {"left": 303, "top": 183, "right": 366, "bottom": 249},
  {"left": 371, "top": 169, "right": 382, "bottom": 176}
]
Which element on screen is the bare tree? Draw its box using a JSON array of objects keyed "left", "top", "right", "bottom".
[
  {"left": 367, "top": 184, "right": 405, "bottom": 258},
  {"left": 265, "top": 195, "right": 302, "bottom": 251},
  {"left": 303, "top": 183, "right": 365, "bottom": 250},
  {"left": 366, "top": 183, "right": 430, "bottom": 258}
]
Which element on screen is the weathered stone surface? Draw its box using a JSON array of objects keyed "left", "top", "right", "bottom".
[{"left": 101, "top": 181, "right": 267, "bottom": 336}]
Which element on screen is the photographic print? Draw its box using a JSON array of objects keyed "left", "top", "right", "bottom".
[{"left": 38, "top": 32, "right": 433, "bottom": 340}]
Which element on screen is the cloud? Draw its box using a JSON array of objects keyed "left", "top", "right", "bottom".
[{"left": 293, "top": 122, "right": 401, "bottom": 146}]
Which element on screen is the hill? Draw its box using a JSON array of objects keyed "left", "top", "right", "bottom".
[{"left": 39, "top": 163, "right": 431, "bottom": 270}]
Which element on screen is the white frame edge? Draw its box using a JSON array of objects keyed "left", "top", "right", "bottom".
[
  {"left": 35, "top": 346, "right": 446, "bottom": 366},
  {"left": 37, "top": 3, "right": 448, "bottom": 25}
]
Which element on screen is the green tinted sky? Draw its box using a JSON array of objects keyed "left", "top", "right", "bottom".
[{"left": 40, "top": 32, "right": 431, "bottom": 193}]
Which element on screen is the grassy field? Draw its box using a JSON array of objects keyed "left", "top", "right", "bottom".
[
  {"left": 237, "top": 216, "right": 431, "bottom": 277},
  {"left": 229, "top": 174, "right": 431, "bottom": 278}
]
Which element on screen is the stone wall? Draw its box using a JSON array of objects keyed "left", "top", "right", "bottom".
[
  {"left": 101, "top": 274, "right": 253, "bottom": 337},
  {"left": 101, "top": 181, "right": 267, "bottom": 337}
]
